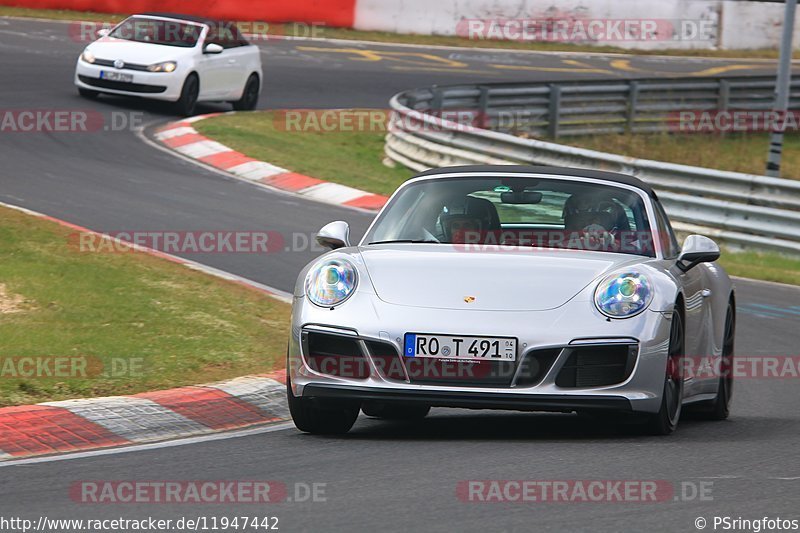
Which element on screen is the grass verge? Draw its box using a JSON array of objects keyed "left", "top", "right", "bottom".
[
  {"left": 2, "top": 6, "right": 797, "bottom": 59},
  {"left": 718, "top": 251, "right": 800, "bottom": 287},
  {"left": 195, "top": 111, "right": 413, "bottom": 197},
  {"left": 565, "top": 132, "right": 800, "bottom": 180},
  {"left": 0, "top": 205, "right": 290, "bottom": 407}
]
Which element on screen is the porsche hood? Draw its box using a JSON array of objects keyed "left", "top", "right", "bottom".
[{"left": 358, "top": 245, "right": 641, "bottom": 312}]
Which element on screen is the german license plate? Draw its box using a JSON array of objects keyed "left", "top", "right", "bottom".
[
  {"left": 404, "top": 333, "right": 517, "bottom": 361},
  {"left": 100, "top": 71, "right": 133, "bottom": 83}
]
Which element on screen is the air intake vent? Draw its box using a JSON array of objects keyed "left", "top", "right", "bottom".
[{"left": 556, "top": 345, "right": 637, "bottom": 388}]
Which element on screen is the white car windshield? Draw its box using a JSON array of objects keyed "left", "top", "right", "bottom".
[
  {"left": 109, "top": 17, "right": 204, "bottom": 48},
  {"left": 364, "top": 176, "right": 656, "bottom": 257}
]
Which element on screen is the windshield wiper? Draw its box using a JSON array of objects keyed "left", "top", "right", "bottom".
[{"left": 367, "top": 239, "right": 441, "bottom": 245}]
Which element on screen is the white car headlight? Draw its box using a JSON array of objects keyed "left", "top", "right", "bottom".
[
  {"left": 305, "top": 259, "right": 358, "bottom": 307},
  {"left": 147, "top": 61, "right": 178, "bottom": 73},
  {"left": 594, "top": 271, "right": 653, "bottom": 318},
  {"left": 81, "top": 50, "right": 96, "bottom": 64}
]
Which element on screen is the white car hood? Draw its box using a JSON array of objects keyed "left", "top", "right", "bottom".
[
  {"left": 359, "top": 245, "right": 641, "bottom": 311},
  {"left": 86, "top": 37, "right": 192, "bottom": 64}
]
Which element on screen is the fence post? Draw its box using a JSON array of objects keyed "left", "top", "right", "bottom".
[
  {"left": 431, "top": 87, "right": 443, "bottom": 112},
  {"left": 548, "top": 85, "right": 561, "bottom": 138},
  {"left": 627, "top": 81, "right": 640, "bottom": 134},
  {"left": 478, "top": 86, "right": 490, "bottom": 129},
  {"left": 718, "top": 79, "right": 730, "bottom": 111}
]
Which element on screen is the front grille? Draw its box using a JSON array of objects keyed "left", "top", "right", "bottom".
[
  {"left": 93, "top": 59, "right": 151, "bottom": 71},
  {"left": 514, "top": 349, "right": 561, "bottom": 387},
  {"left": 302, "top": 331, "right": 370, "bottom": 379},
  {"left": 365, "top": 341, "right": 406, "bottom": 381},
  {"left": 556, "top": 344, "right": 638, "bottom": 388},
  {"left": 78, "top": 75, "right": 166, "bottom": 94}
]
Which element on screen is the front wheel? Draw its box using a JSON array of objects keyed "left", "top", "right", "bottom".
[
  {"left": 645, "top": 308, "right": 685, "bottom": 435},
  {"left": 690, "top": 301, "right": 735, "bottom": 420},
  {"left": 175, "top": 74, "right": 199, "bottom": 117},
  {"left": 232, "top": 74, "right": 260, "bottom": 111},
  {"left": 287, "top": 377, "right": 359, "bottom": 435}
]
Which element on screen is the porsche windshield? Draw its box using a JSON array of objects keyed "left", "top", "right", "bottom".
[
  {"left": 109, "top": 17, "right": 204, "bottom": 48},
  {"left": 364, "top": 176, "right": 656, "bottom": 257}
]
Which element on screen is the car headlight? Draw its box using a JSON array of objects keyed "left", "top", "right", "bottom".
[
  {"left": 147, "top": 61, "right": 177, "bottom": 73},
  {"left": 81, "top": 50, "right": 96, "bottom": 64},
  {"left": 305, "top": 259, "right": 358, "bottom": 307},
  {"left": 594, "top": 271, "right": 653, "bottom": 318}
]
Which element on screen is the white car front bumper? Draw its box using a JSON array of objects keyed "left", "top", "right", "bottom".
[{"left": 74, "top": 60, "right": 184, "bottom": 102}]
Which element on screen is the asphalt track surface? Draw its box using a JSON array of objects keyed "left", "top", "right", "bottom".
[{"left": 1, "top": 17, "right": 799, "bottom": 533}]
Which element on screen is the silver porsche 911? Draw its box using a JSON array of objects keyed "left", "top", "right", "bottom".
[{"left": 287, "top": 166, "right": 736, "bottom": 436}]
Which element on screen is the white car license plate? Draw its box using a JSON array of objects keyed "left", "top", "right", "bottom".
[
  {"left": 100, "top": 71, "right": 133, "bottom": 83},
  {"left": 404, "top": 333, "right": 517, "bottom": 361}
]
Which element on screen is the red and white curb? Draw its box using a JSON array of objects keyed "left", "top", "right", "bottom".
[
  {"left": 0, "top": 371, "right": 288, "bottom": 460},
  {"left": 0, "top": 201, "right": 296, "bottom": 460},
  {"left": 152, "top": 113, "right": 389, "bottom": 212}
]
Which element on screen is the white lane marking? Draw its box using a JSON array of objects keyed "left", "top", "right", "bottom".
[
  {"left": 732, "top": 276, "right": 800, "bottom": 292},
  {"left": 155, "top": 126, "right": 197, "bottom": 140},
  {"left": 300, "top": 182, "right": 371, "bottom": 204},
  {"left": 228, "top": 160, "right": 287, "bottom": 181},
  {"left": 175, "top": 140, "right": 231, "bottom": 159},
  {"left": 0, "top": 422, "right": 295, "bottom": 468}
]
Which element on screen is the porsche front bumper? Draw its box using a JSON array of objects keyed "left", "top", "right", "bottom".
[{"left": 288, "top": 293, "right": 673, "bottom": 415}]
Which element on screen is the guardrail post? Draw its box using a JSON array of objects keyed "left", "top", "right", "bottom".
[
  {"left": 431, "top": 87, "right": 443, "bottom": 112},
  {"left": 718, "top": 79, "right": 730, "bottom": 111},
  {"left": 548, "top": 85, "right": 562, "bottom": 138},
  {"left": 478, "top": 86, "right": 490, "bottom": 129},
  {"left": 627, "top": 81, "right": 640, "bottom": 134}
]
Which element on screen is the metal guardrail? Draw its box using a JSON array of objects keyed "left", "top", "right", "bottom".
[
  {"left": 401, "top": 76, "right": 800, "bottom": 138},
  {"left": 385, "top": 76, "right": 800, "bottom": 255}
]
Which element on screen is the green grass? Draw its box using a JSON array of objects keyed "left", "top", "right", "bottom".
[
  {"left": 0, "top": 206, "right": 290, "bottom": 407},
  {"left": 2, "top": 5, "right": 798, "bottom": 59},
  {"left": 719, "top": 250, "right": 800, "bottom": 286},
  {"left": 565, "top": 132, "right": 800, "bottom": 180},
  {"left": 195, "top": 111, "right": 413, "bottom": 197}
]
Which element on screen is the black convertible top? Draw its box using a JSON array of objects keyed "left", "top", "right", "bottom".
[{"left": 413, "top": 165, "right": 657, "bottom": 198}]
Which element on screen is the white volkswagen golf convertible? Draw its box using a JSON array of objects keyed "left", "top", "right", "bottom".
[{"left": 75, "top": 13, "right": 263, "bottom": 115}]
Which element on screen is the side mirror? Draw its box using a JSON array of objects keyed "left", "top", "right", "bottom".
[
  {"left": 677, "top": 235, "right": 720, "bottom": 272},
  {"left": 316, "top": 221, "right": 351, "bottom": 251},
  {"left": 96, "top": 28, "right": 111, "bottom": 38},
  {"left": 203, "top": 43, "right": 224, "bottom": 54}
]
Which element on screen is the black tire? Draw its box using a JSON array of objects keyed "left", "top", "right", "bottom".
[
  {"left": 646, "top": 307, "right": 685, "bottom": 435},
  {"left": 78, "top": 87, "right": 99, "bottom": 99},
  {"left": 175, "top": 74, "right": 200, "bottom": 117},
  {"left": 691, "top": 300, "right": 735, "bottom": 420},
  {"left": 362, "top": 402, "right": 430, "bottom": 420},
  {"left": 287, "top": 376, "right": 359, "bottom": 435},
  {"left": 232, "top": 74, "right": 260, "bottom": 111}
]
